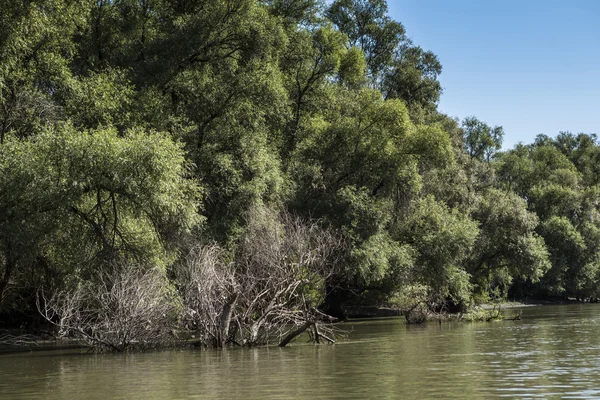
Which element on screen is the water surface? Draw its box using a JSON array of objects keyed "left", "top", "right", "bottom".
[{"left": 2, "top": 304, "right": 600, "bottom": 399}]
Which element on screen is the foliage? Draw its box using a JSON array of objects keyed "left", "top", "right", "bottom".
[
  {"left": 462, "top": 117, "right": 504, "bottom": 162},
  {"left": 0, "top": 125, "right": 201, "bottom": 303},
  {"left": 4, "top": 0, "right": 600, "bottom": 344},
  {"left": 397, "top": 196, "right": 479, "bottom": 307},
  {"left": 468, "top": 188, "right": 550, "bottom": 297}
]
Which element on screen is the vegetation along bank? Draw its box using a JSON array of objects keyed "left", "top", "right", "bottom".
[{"left": 1, "top": 0, "right": 598, "bottom": 351}]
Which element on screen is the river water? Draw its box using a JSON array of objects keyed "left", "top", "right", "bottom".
[{"left": 2, "top": 304, "right": 600, "bottom": 399}]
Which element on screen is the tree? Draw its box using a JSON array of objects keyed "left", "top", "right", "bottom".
[
  {"left": 396, "top": 196, "right": 479, "bottom": 309},
  {"left": 0, "top": 0, "right": 88, "bottom": 142},
  {"left": 537, "top": 216, "right": 586, "bottom": 296},
  {"left": 495, "top": 139, "right": 600, "bottom": 300},
  {"left": 326, "top": 0, "right": 443, "bottom": 113},
  {"left": 39, "top": 267, "right": 181, "bottom": 352},
  {"left": 462, "top": 117, "right": 504, "bottom": 162},
  {"left": 0, "top": 125, "right": 201, "bottom": 304},
  {"left": 285, "top": 85, "right": 457, "bottom": 315},
  {"left": 131, "top": 0, "right": 290, "bottom": 240},
  {"left": 175, "top": 206, "right": 343, "bottom": 347},
  {"left": 283, "top": 25, "right": 352, "bottom": 154},
  {"left": 262, "top": 0, "right": 324, "bottom": 27},
  {"left": 326, "top": 0, "right": 404, "bottom": 81},
  {"left": 468, "top": 189, "right": 550, "bottom": 298},
  {"left": 383, "top": 45, "right": 442, "bottom": 110}
]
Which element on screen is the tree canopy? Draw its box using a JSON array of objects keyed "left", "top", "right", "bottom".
[{"left": 1, "top": 0, "right": 599, "bottom": 333}]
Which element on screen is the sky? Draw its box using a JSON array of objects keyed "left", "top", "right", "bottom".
[{"left": 389, "top": 0, "right": 600, "bottom": 149}]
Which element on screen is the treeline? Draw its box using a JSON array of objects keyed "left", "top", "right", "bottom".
[{"left": 1, "top": 0, "right": 599, "bottom": 348}]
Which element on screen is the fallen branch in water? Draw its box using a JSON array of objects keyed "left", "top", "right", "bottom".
[{"left": 0, "top": 332, "right": 40, "bottom": 347}]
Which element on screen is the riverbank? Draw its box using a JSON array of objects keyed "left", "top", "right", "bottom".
[
  {"left": 0, "top": 335, "right": 85, "bottom": 354},
  {"left": 0, "top": 299, "right": 588, "bottom": 354},
  {"left": 344, "top": 298, "right": 582, "bottom": 322},
  {"left": 479, "top": 298, "right": 585, "bottom": 309}
]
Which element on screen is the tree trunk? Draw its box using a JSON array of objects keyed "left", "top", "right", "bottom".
[
  {"left": 278, "top": 321, "right": 313, "bottom": 347},
  {"left": 217, "top": 292, "right": 238, "bottom": 347},
  {"left": 0, "top": 255, "right": 15, "bottom": 305}
]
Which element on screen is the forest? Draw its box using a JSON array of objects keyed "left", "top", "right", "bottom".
[{"left": 2, "top": 0, "right": 600, "bottom": 350}]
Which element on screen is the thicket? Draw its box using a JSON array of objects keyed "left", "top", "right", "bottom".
[{"left": 1, "top": 0, "right": 599, "bottom": 349}]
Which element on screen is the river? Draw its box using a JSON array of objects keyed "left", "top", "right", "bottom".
[{"left": 2, "top": 304, "right": 600, "bottom": 399}]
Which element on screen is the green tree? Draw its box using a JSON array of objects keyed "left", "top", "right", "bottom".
[
  {"left": 468, "top": 189, "right": 550, "bottom": 298},
  {"left": 462, "top": 117, "right": 504, "bottom": 162},
  {"left": 326, "top": 0, "right": 404, "bottom": 81},
  {"left": 397, "top": 196, "right": 479, "bottom": 308},
  {"left": 288, "top": 86, "right": 455, "bottom": 312},
  {"left": 0, "top": 125, "right": 201, "bottom": 304},
  {"left": 326, "top": 0, "right": 442, "bottom": 113},
  {"left": 0, "top": 0, "right": 88, "bottom": 142}
]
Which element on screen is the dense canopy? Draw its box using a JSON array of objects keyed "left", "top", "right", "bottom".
[{"left": 1, "top": 0, "right": 599, "bottom": 344}]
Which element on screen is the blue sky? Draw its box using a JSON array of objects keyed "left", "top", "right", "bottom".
[{"left": 389, "top": 0, "right": 600, "bottom": 149}]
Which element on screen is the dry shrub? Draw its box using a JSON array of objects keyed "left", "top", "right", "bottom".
[
  {"left": 176, "top": 243, "right": 236, "bottom": 346},
  {"left": 39, "top": 206, "right": 345, "bottom": 351},
  {"left": 39, "top": 267, "right": 180, "bottom": 352},
  {"left": 175, "top": 206, "right": 344, "bottom": 347}
]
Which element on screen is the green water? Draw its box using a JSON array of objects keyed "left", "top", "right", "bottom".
[{"left": 2, "top": 304, "right": 600, "bottom": 399}]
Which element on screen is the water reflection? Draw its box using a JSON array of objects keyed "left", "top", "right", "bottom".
[{"left": 2, "top": 304, "right": 600, "bottom": 399}]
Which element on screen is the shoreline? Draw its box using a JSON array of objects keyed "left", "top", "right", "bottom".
[
  {"left": 479, "top": 298, "right": 591, "bottom": 309},
  {"left": 2, "top": 300, "right": 596, "bottom": 354},
  {"left": 344, "top": 298, "right": 593, "bottom": 319}
]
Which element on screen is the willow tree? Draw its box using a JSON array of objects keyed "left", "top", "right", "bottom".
[
  {"left": 0, "top": 125, "right": 201, "bottom": 305},
  {"left": 287, "top": 84, "right": 455, "bottom": 313},
  {"left": 326, "top": 0, "right": 443, "bottom": 115},
  {"left": 0, "top": 0, "right": 90, "bottom": 142}
]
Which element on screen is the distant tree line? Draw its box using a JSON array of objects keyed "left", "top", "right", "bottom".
[{"left": 1, "top": 0, "right": 599, "bottom": 349}]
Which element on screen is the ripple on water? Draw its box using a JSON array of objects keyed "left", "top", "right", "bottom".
[{"left": 3, "top": 304, "right": 600, "bottom": 399}]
